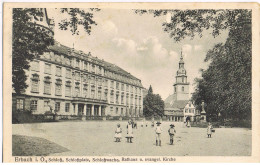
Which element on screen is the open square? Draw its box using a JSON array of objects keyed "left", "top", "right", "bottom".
[{"left": 12, "top": 121, "right": 251, "bottom": 156}]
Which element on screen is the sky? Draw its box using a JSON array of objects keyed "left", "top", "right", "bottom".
[{"left": 47, "top": 8, "right": 228, "bottom": 100}]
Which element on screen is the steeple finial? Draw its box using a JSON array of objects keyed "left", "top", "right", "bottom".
[{"left": 180, "top": 49, "right": 183, "bottom": 60}]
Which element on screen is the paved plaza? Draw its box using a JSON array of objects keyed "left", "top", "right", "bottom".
[{"left": 12, "top": 121, "right": 251, "bottom": 156}]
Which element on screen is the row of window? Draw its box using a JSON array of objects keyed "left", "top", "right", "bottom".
[
  {"left": 17, "top": 99, "right": 69, "bottom": 112},
  {"left": 42, "top": 52, "right": 103, "bottom": 74},
  {"left": 185, "top": 109, "right": 195, "bottom": 114},
  {"left": 31, "top": 62, "right": 142, "bottom": 94},
  {"left": 32, "top": 57, "right": 141, "bottom": 87},
  {"left": 110, "top": 107, "right": 142, "bottom": 115},
  {"left": 31, "top": 75, "right": 142, "bottom": 104}
]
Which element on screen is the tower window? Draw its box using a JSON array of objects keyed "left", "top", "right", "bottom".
[{"left": 182, "top": 86, "right": 184, "bottom": 92}]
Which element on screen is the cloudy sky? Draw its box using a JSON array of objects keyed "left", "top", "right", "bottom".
[{"left": 48, "top": 9, "right": 228, "bottom": 100}]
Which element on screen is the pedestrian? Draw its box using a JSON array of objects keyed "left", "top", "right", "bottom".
[
  {"left": 126, "top": 120, "right": 134, "bottom": 143},
  {"left": 207, "top": 122, "right": 213, "bottom": 138},
  {"left": 168, "top": 124, "right": 176, "bottom": 145},
  {"left": 155, "top": 121, "right": 162, "bottom": 146},
  {"left": 114, "top": 123, "right": 122, "bottom": 142}
]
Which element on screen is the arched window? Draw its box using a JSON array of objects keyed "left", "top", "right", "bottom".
[{"left": 182, "top": 86, "right": 184, "bottom": 92}]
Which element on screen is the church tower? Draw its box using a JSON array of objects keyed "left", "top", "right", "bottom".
[{"left": 173, "top": 52, "right": 190, "bottom": 100}]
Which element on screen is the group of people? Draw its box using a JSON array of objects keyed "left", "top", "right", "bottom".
[{"left": 114, "top": 119, "right": 214, "bottom": 145}]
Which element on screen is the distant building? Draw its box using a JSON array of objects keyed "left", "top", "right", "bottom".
[
  {"left": 164, "top": 53, "right": 199, "bottom": 122},
  {"left": 12, "top": 9, "right": 144, "bottom": 119}
]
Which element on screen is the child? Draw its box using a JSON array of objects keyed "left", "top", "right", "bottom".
[
  {"left": 207, "top": 122, "right": 213, "bottom": 138},
  {"left": 168, "top": 124, "right": 176, "bottom": 145},
  {"left": 126, "top": 120, "right": 134, "bottom": 143},
  {"left": 114, "top": 123, "right": 122, "bottom": 142},
  {"left": 155, "top": 121, "right": 162, "bottom": 146}
]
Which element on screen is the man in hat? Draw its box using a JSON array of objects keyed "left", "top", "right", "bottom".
[
  {"left": 168, "top": 124, "right": 176, "bottom": 145},
  {"left": 155, "top": 121, "right": 162, "bottom": 146}
]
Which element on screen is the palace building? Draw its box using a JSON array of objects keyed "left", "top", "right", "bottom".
[
  {"left": 12, "top": 9, "right": 144, "bottom": 119},
  {"left": 164, "top": 53, "right": 200, "bottom": 122}
]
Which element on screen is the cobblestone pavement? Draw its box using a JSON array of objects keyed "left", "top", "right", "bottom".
[{"left": 12, "top": 121, "right": 251, "bottom": 156}]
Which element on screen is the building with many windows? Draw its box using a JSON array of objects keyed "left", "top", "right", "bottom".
[{"left": 12, "top": 9, "right": 144, "bottom": 119}]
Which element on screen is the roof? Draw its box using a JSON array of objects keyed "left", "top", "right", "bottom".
[
  {"left": 48, "top": 42, "right": 142, "bottom": 87},
  {"left": 164, "top": 94, "right": 189, "bottom": 109}
]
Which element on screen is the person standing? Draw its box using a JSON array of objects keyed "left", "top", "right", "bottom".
[
  {"left": 114, "top": 123, "right": 122, "bottom": 142},
  {"left": 168, "top": 124, "right": 176, "bottom": 145},
  {"left": 207, "top": 122, "right": 213, "bottom": 138},
  {"left": 155, "top": 121, "right": 162, "bottom": 146},
  {"left": 126, "top": 120, "right": 134, "bottom": 143}
]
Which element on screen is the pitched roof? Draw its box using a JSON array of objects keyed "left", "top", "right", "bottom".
[
  {"left": 164, "top": 94, "right": 189, "bottom": 109},
  {"left": 48, "top": 41, "right": 142, "bottom": 86}
]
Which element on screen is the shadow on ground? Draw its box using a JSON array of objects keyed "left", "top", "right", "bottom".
[{"left": 12, "top": 135, "right": 69, "bottom": 156}]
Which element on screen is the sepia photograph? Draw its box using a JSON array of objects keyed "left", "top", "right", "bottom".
[{"left": 2, "top": 2, "right": 260, "bottom": 163}]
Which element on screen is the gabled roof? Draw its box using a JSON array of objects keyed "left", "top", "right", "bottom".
[{"left": 47, "top": 41, "right": 143, "bottom": 87}]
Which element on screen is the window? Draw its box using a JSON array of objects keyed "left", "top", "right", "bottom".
[
  {"left": 116, "top": 94, "right": 119, "bottom": 104},
  {"left": 91, "top": 64, "right": 95, "bottom": 73},
  {"left": 174, "top": 86, "right": 176, "bottom": 93},
  {"left": 55, "top": 79, "right": 62, "bottom": 96},
  {"left": 66, "top": 69, "right": 72, "bottom": 79},
  {"left": 110, "top": 81, "right": 114, "bottom": 89},
  {"left": 66, "top": 57, "right": 71, "bottom": 65},
  {"left": 56, "top": 66, "right": 62, "bottom": 77},
  {"left": 75, "top": 59, "right": 79, "bottom": 68},
  {"left": 83, "top": 84, "right": 88, "bottom": 97},
  {"left": 126, "top": 95, "right": 129, "bottom": 105},
  {"left": 185, "top": 109, "right": 188, "bottom": 113},
  {"left": 44, "top": 63, "right": 51, "bottom": 74},
  {"left": 16, "top": 99, "right": 24, "bottom": 110},
  {"left": 110, "top": 93, "right": 114, "bottom": 103},
  {"left": 116, "top": 82, "right": 119, "bottom": 90},
  {"left": 91, "top": 87, "right": 95, "bottom": 98},
  {"left": 31, "top": 100, "right": 38, "bottom": 111},
  {"left": 182, "top": 86, "right": 184, "bottom": 92},
  {"left": 182, "top": 77, "right": 184, "bottom": 83},
  {"left": 121, "top": 84, "right": 124, "bottom": 91},
  {"left": 44, "top": 76, "right": 51, "bottom": 95},
  {"left": 75, "top": 72, "right": 80, "bottom": 81},
  {"left": 83, "top": 74, "right": 88, "bottom": 82},
  {"left": 90, "top": 76, "right": 95, "bottom": 85},
  {"left": 104, "top": 79, "right": 108, "bottom": 87},
  {"left": 98, "top": 90, "right": 101, "bottom": 99},
  {"left": 130, "top": 86, "right": 133, "bottom": 93},
  {"left": 121, "top": 108, "right": 123, "bottom": 115},
  {"left": 104, "top": 92, "right": 108, "bottom": 100},
  {"left": 189, "top": 109, "right": 191, "bottom": 113},
  {"left": 116, "top": 108, "right": 118, "bottom": 114},
  {"left": 65, "top": 81, "right": 71, "bottom": 97},
  {"left": 31, "top": 61, "right": 39, "bottom": 71},
  {"left": 110, "top": 107, "right": 113, "bottom": 112},
  {"left": 126, "top": 85, "right": 129, "bottom": 92},
  {"left": 121, "top": 95, "right": 124, "bottom": 104},
  {"left": 65, "top": 103, "right": 70, "bottom": 112},
  {"left": 55, "top": 102, "right": 60, "bottom": 112},
  {"left": 75, "top": 82, "right": 80, "bottom": 97},
  {"left": 31, "top": 74, "right": 39, "bottom": 93},
  {"left": 84, "top": 62, "right": 88, "bottom": 70}
]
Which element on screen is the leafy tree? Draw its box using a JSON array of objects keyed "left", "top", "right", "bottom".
[
  {"left": 136, "top": 9, "right": 251, "bottom": 121},
  {"left": 143, "top": 85, "right": 164, "bottom": 117},
  {"left": 12, "top": 8, "right": 99, "bottom": 94}
]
